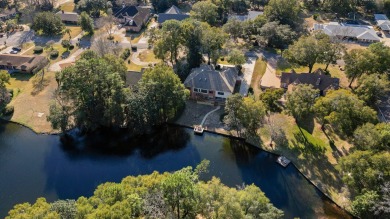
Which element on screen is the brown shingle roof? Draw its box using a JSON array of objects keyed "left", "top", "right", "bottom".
[
  {"left": 280, "top": 69, "right": 339, "bottom": 92},
  {"left": 0, "top": 54, "right": 48, "bottom": 72}
]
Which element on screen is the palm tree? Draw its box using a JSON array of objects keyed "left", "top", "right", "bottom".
[{"left": 64, "top": 28, "right": 72, "bottom": 40}]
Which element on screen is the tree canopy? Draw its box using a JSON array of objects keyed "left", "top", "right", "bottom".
[
  {"left": 6, "top": 162, "right": 283, "bottom": 219},
  {"left": 32, "top": 12, "right": 64, "bottom": 36}
]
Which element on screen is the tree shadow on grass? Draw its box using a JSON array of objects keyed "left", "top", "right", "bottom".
[{"left": 10, "top": 72, "right": 33, "bottom": 81}]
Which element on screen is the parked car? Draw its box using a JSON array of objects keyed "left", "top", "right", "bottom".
[
  {"left": 12, "top": 47, "right": 21, "bottom": 51},
  {"left": 10, "top": 50, "right": 19, "bottom": 54}
]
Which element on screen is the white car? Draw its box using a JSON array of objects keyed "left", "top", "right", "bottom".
[{"left": 10, "top": 50, "right": 19, "bottom": 54}]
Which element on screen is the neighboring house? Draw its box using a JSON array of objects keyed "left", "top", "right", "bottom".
[
  {"left": 228, "top": 11, "right": 263, "bottom": 22},
  {"left": 113, "top": 5, "right": 150, "bottom": 32},
  {"left": 374, "top": 14, "right": 390, "bottom": 32},
  {"left": 313, "top": 22, "right": 380, "bottom": 42},
  {"left": 0, "top": 8, "right": 17, "bottom": 21},
  {"left": 157, "top": 5, "right": 189, "bottom": 25},
  {"left": 184, "top": 65, "right": 239, "bottom": 104},
  {"left": 0, "top": 54, "right": 49, "bottom": 74},
  {"left": 56, "top": 11, "right": 79, "bottom": 25},
  {"left": 125, "top": 70, "right": 143, "bottom": 87},
  {"left": 280, "top": 69, "right": 339, "bottom": 95}
]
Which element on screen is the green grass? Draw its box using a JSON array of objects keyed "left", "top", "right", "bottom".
[
  {"left": 60, "top": 2, "right": 76, "bottom": 12},
  {"left": 61, "top": 26, "right": 83, "bottom": 41},
  {"left": 138, "top": 50, "right": 160, "bottom": 63},
  {"left": 126, "top": 59, "right": 144, "bottom": 71},
  {"left": 250, "top": 59, "right": 267, "bottom": 97}
]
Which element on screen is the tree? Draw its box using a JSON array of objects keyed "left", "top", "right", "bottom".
[
  {"left": 7, "top": 163, "right": 283, "bottom": 218},
  {"left": 79, "top": 11, "right": 94, "bottom": 34},
  {"left": 286, "top": 84, "right": 318, "bottom": 121},
  {"left": 224, "top": 94, "right": 244, "bottom": 136},
  {"left": 201, "top": 26, "right": 228, "bottom": 65},
  {"left": 353, "top": 123, "right": 390, "bottom": 151},
  {"left": 181, "top": 19, "right": 203, "bottom": 69},
  {"left": 313, "top": 89, "right": 378, "bottom": 135},
  {"left": 190, "top": 1, "right": 218, "bottom": 25},
  {"left": 223, "top": 18, "right": 243, "bottom": 42},
  {"left": 156, "top": 20, "right": 183, "bottom": 65},
  {"left": 32, "top": 12, "right": 64, "bottom": 35},
  {"left": 257, "top": 21, "right": 296, "bottom": 52},
  {"left": 50, "top": 199, "right": 77, "bottom": 219},
  {"left": 264, "top": 0, "right": 300, "bottom": 27},
  {"left": 137, "top": 64, "right": 188, "bottom": 124},
  {"left": 0, "top": 70, "right": 10, "bottom": 112},
  {"left": 77, "top": 0, "right": 107, "bottom": 17},
  {"left": 91, "top": 34, "right": 122, "bottom": 57},
  {"left": 63, "top": 28, "right": 72, "bottom": 40},
  {"left": 355, "top": 73, "right": 390, "bottom": 106},
  {"left": 47, "top": 51, "right": 128, "bottom": 133},
  {"left": 162, "top": 168, "right": 197, "bottom": 219},
  {"left": 316, "top": 33, "right": 344, "bottom": 71},
  {"left": 351, "top": 190, "right": 380, "bottom": 219},
  {"left": 238, "top": 97, "right": 266, "bottom": 137},
  {"left": 284, "top": 35, "right": 321, "bottom": 73},
  {"left": 227, "top": 49, "right": 246, "bottom": 67},
  {"left": 373, "top": 182, "right": 390, "bottom": 218},
  {"left": 259, "top": 88, "right": 284, "bottom": 112},
  {"left": 338, "top": 151, "right": 390, "bottom": 195},
  {"left": 97, "top": 14, "right": 116, "bottom": 39}
]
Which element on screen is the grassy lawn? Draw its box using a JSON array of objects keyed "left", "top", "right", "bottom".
[
  {"left": 111, "top": 34, "right": 123, "bottom": 42},
  {"left": 3, "top": 70, "right": 58, "bottom": 133},
  {"left": 276, "top": 61, "right": 350, "bottom": 88},
  {"left": 127, "top": 33, "right": 143, "bottom": 44},
  {"left": 258, "top": 113, "right": 352, "bottom": 208},
  {"left": 126, "top": 59, "right": 144, "bottom": 71},
  {"left": 250, "top": 59, "right": 267, "bottom": 97},
  {"left": 138, "top": 50, "right": 160, "bottom": 63},
  {"left": 60, "top": 2, "right": 76, "bottom": 12},
  {"left": 24, "top": 44, "right": 77, "bottom": 64},
  {"left": 61, "top": 26, "right": 83, "bottom": 41}
]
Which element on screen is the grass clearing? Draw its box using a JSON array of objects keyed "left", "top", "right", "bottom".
[
  {"left": 250, "top": 59, "right": 267, "bottom": 97},
  {"left": 60, "top": 2, "right": 76, "bottom": 12},
  {"left": 138, "top": 50, "right": 160, "bottom": 63},
  {"left": 127, "top": 33, "right": 143, "bottom": 44},
  {"left": 61, "top": 26, "right": 83, "bottom": 41},
  {"left": 258, "top": 113, "right": 352, "bottom": 208},
  {"left": 126, "top": 59, "right": 144, "bottom": 71}
]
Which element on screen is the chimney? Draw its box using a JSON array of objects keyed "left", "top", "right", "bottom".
[{"left": 122, "top": 3, "right": 125, "bottom": 8}]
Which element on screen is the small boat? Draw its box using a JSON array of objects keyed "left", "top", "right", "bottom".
[
  {"left": 194, "top": 125, "right": 204, "bottom": 135},
  {"left": 276, "top": 156, "right": 291, "bottom": 167}
]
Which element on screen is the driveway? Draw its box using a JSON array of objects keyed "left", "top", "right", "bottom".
[{"left": 239, "top": 57, "right": 256, "bottom": 95}]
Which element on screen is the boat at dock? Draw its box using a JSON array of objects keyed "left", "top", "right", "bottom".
[
  {"left": 194, "top": 125, "right": 204, "bottom": 135},
  {"left": 276, "top": 156, "right": 291, "bottom": 167}
]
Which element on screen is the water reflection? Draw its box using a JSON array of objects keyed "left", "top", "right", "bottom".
[{"left": 0, "top": 121, "right": 351, "bottom": 218}]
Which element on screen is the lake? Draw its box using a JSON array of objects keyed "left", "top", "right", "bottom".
[{"left": 0, "top": 121, "right": 351, "bottom": 218}]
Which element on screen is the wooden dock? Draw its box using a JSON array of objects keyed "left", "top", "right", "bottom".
[
  {"left": 276, "top": 156, "right": 291, "bottom": 167},
  {"left": 194, "top": 125, "right": 204, "bottom": 135}
]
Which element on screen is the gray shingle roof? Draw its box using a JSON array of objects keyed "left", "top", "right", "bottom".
[
  {"left": 56, "top": 11, "right": 79, "bottom": 23},
  {"left": 165, "top": 5, "right": 182, "bottom": 14},
  {"left": 314, "top": 23, "right": 380, "bottom": 41},
  {"left": 184, "top": 65, "right": 238, "bottom": 93},
  {"left": 157, "top": 14, "right": 189, "bottom": 23}
]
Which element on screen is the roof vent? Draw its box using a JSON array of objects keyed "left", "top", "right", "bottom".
[
  {"left": 316, "top": 78, "right": 321, "bottom": 86},
  {"left": 204, "top": 78, "right": 207, "bottom": 81}
]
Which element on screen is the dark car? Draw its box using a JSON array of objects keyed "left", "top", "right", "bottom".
[{"left": 12, "top": 47, "right": 21, "bottom": 51}]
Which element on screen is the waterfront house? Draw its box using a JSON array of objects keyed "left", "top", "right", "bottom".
[
  {"left": 157, "top": 5, "right": 189, "bottom": 25},
  {"left": 56, "top": 11, "right": 79, "bottom": 25},
  {"left": 0, "top": 54, "right": 49, "bottom": 74},
  {"left": 280, "top": 69, "right": 339, "bottom": 95},
  {"left": 184, "top": 65, "right": 239, "bottom": 104},
  {"left": 113, "top": 5, "right": 150, "bottom": 32}
]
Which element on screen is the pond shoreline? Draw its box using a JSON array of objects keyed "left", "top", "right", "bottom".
[{"left": 0, "top": 118, "right": 356, "bottom": 218}]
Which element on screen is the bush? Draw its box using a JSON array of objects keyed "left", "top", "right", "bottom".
[
  {"left": 2, "top": 105, "right": 14, "bottom": 116},
  {"left": 131, "top": 46, "right": 137, "bottom": 52},
  {"left": 313, "top": 13, "right": 319, "bottom": 20},
  {"left": 120, "top": 48, "right": 131, "bottom": 60},
  {"left": 248, "top": 87, "right": 254, "bottom": 95},
  {"left": 50, "top": 50, "right": 59, "bottom": 58},
  {"left": 219, "top": 112, "right": 227, "bottom": 122},
  {"left": 69, "top": 44, "right": 74, "bottom": 50},
  {"left": 33, "top": 46, "right": 43, "bottom": 54},
  {"left": 7, "top": 89, "right": 13, "bottom": 98},
  {"left": 61, "top": 40, "right": 70, "bottom": 48}
]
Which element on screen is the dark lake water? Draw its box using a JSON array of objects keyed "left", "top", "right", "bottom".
[{"left": 0, "top": 121, "right": 351, "bottom": 218}]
